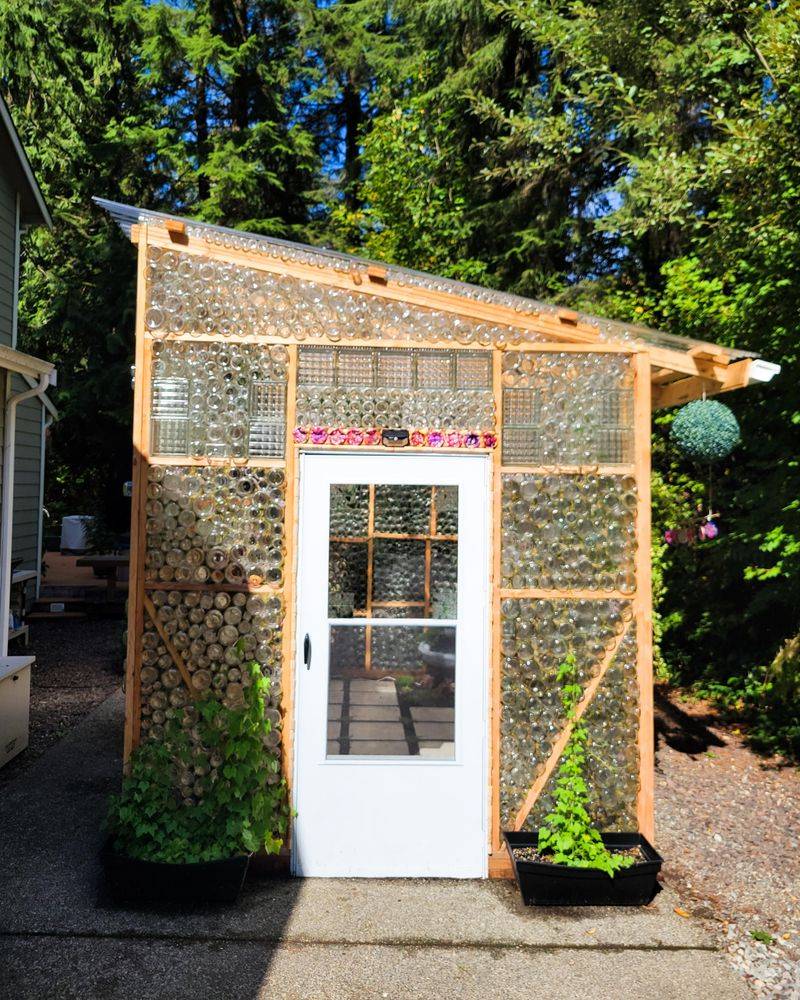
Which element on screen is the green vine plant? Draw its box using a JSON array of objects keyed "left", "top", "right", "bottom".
[
  {"left": 537, "top": 654, "right": 635, "bottom": 876},
  {"left": 106, "top": 659, "right": 289, "bottom": 864}
]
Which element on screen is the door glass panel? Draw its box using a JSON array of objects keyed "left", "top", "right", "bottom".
[{"left": 327, "top": 482, "right": 459, "bottom": 758}]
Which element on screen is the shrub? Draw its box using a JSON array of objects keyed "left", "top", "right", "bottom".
[{"left": 106, "top": 660, "right": 289, "bottom": 863}]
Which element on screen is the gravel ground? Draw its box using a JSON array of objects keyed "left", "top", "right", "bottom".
[
  {"left": 655, "top": 685, "right": 800, "bottom": 998},
  {"left": 0, "top": 618, "right": 123, "bottom": 788}
]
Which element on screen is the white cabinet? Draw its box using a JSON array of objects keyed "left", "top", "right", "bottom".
[{"left": 0, "top": 656, "right": 33, "bottom": 767}]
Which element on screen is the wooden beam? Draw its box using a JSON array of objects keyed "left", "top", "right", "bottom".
[
  {"left": 499, "top": 588, "right": 634, "bottom": 601},
  {"left": 689, "top": 346, "right": 730, "bottom": 366},
  {"left": 144, "top": 227, "right": 603, "bottom": 346},
  {"left": 280, "top": 345, "right": 298, "bottom": 790},
  {"left": 646, "top": 344, "right": 736, "bottom": 381},
  {"left": 122, "top": 226, "right": 150, "bottom": 763},
  {"left": 511, "top": 621, "right": 631, "bottom": 831},
  {"left": 652, "top": 359, "right": 752, "bottom": 409},
  {"left": 164, "top": 218, "right": 187, "bottom": 241},
  {"left": 634, "top": 352, "right": 655, "bottom": 843},
  {"left": 366, "top": 264, "right": 388, "bottom": 285},
  {"left": 490, "top": 349, "right": 504, "bottom": 855},
  {"left": 143, "top": 593, "right": 197, "bottom": 697},
  {"left": 651, "top": 367, "right": 682, "bottom": 386},
  {"left": 488, "top": 849, "right": 514, "bottom": 879}
]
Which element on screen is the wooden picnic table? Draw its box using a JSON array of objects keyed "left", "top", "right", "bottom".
[{"left": 75, "top": 554, "right": 130, "bottom": 595}]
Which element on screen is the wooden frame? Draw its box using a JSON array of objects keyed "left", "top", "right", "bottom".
[{"left": 121, "top": 216, "right": 750, "bottom": 878}]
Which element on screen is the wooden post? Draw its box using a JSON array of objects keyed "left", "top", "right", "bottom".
[
  {"left": 489, "top": 349, "right": 504, "bottom": 855},
  {"left": 280, "top": 345, "right": 298, "bottom": 787},
  {"left": 365, "top": 484, "right": 375, "bottom": 671},
  {"left": 123, "top": 226, "right": 150, "bottom": 763},
  {"left": 633, "top": 351, "right": 655, "bottom": 842}
]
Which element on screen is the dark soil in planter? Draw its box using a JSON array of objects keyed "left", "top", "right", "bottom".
[
  {"left": 504, "top": 831, "right": 663, "bottom": 906},
  {"left": 101, "top": 840, "right": 251, "bottom": 904},
  {"left": 511, "top": 843, "right": 646, "bottom": 865}
]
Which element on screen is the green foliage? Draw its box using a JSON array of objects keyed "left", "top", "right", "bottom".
[
  {"left": 106, "top": 660, "right": 289, "bottom": 863},
  {"left": 537, "top": 655, "right": 635, "bottom": 876},
  {"left": 4, "top": 0, "right": 800, "bottom": 758},
  {"left": 670, "top": 400, "right": 741, "bottom": 464}
]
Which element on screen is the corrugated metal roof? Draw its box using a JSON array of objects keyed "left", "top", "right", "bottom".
[{"left": 93, "top": 196, "right": 758, "bottom": 360}]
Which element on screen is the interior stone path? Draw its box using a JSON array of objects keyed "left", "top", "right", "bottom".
[{"left": 327, "top": 677, "right": 455, "bottom": 756}]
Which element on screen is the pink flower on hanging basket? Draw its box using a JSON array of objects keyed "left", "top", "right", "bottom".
[
  {"left": 410, "top": 430, "right": 426, "bottom": 447},
  {"left": 328, "top": 427, "right": 347, "bottom": 445},
  {"left": 664, "top": 529, "right": 678, "bottom": 545},
  {"left": 482, "top": 432, "right": 498, "bottom": 449},
  {"left": 464, "top": 432, "right": 480, "bottom": 448},
  {"left": 292, "top": 426, "right": 309, "bottom": 443},
  {"left": 427, "top": 430, "right": 444, "bottom": 448},
  {"left": 346, "top": 428, "right": 364, "bottom": 446},
  {"left": 445, "top": 431, "right": 463, "bottom": 448},
  {"left": 310, "top": 426, "right": 328, "bottom": 445},
  {"left": 699, "top": 520, "right": 719, "bottom": 541},
  {"left": 363, "top": 427, "right": 381, "bottom": 446}
]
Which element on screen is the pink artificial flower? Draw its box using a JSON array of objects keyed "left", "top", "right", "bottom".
[
  {"left": 427, "top": 430, "right": 444, "bottom": 448},
  {"left": 328, "top": 427, "right": 347, "bottom": 445},
  {"left": 292, "top": 426, "right": 309, "bottom": 443},
  {"left": 699, "top": 520, "right": 719, "bottom": 541},
  {"left": 310, "top": 426, "right": 328, "bottom": 445},
  {"left": 664, "top": 529, "right": 677, "bottom": 545},
  {"left": 346, "top": 428, "right": 364, "bottom": 446},
  {"left": 445, "top": 431, "right": 463, "bottom": 448},
  {"left": 464, "top": 432, "right": 480, "bottom": 448},
  {"left": 410, "top": 430, "right": 426, "bottom": 447},
  {"left": 482, "top": 432, "right": 498, "bottom": 449},
  {"left": 363, "top": 428, "right": 381, "bottom": 446}
]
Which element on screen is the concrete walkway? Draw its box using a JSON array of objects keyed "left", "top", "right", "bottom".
[{"left": 0, "top": 693, "right": 749, "bottom": 1000}]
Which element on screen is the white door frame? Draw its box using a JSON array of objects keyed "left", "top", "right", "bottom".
[{"left": 292, "top": 450, "right": 491, "bottom": 877}]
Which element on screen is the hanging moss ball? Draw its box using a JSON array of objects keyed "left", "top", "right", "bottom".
[{"left": 670, "top": 399, "right": 741, "bottom": 463}]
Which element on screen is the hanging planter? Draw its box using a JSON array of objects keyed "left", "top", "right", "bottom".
[{"left": 670, "top": 399, "right": 740, "bottom": 464}]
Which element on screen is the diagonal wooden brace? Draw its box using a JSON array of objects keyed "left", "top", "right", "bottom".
[
  {"left": 143, "top": 593, "right": 198, "bottom": 699},
  {"left": 512, "top": 620, "right": 631, "bottom": 831}
]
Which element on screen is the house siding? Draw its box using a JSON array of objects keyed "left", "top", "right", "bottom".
[
  {"left": 0, "top": 168, "right": 16, "bottom": 348},
  {"left": 11, "top": 373, "right": 43, "bottom": 571}
]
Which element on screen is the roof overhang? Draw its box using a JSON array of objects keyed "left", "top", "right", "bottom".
[
  {"left": 94, "top": 197, "right": 779, "bottom": 408},
  {"left": 0, "top": 344, "right": 56, "bottom": 384},
  {"left": 0, "top": 95, "right": 51, "bottom": 230}
]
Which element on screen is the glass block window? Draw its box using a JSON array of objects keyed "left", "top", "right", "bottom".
[
  {"left": 297, "top": 346, "right": 494, "bottom": 432},
  {"left": 501, "top": 351, "right": 634, "bottom": 465},
  {"left": 149, "top": 341, "right": 288, "bottom": 459}
]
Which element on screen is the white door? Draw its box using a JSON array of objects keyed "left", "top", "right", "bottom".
[{"left": 293, "top": 451, "right": 490, "bottom": 877}]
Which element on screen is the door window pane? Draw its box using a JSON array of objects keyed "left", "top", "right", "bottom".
[
  {"left": 326, "top": 481, "right": 459, "bottom": 758},
  {"left": 328, "top": 624, "right": 455, "bottom": 759},
  {"left": 327, "top": 484, "right": 459, "bottom": 620}
]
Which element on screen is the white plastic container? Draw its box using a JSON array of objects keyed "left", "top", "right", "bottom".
[
  {"left": 60, "top": 515, "right": 94, "bottom": 553},
  {"left": 0, "top": 656, "right": 32, "bottom": 767}
]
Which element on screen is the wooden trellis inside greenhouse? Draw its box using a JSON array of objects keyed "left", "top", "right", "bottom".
[{"left": 98, "top": 197, "right": 778, "bottom": 880}]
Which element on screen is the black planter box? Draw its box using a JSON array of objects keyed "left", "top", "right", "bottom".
[
  {"left": 504, "top": 831, "right": 662, "bottom": 906},
  {"left": 101, "top": 841, "right": 251, "bottom": 904}
]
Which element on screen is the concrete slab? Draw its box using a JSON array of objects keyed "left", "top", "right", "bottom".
[
  {"left": 348, "top": 688, "right": 400, "bottom": 706},
  {"left": 0, "top": 692, "right": 749, "bottom": 1000},
  {"left": 413, "top": 721, "right": 456, "bottom": 740},
  {"left": 349, "top": 721, "right": 406, "bottom": 740},
  {"left": 347, "top": 739, "right": 410, "bottom": 755},
  {"left": 347, "top": 704, "right": 402, "bottom": 721},
  {"left": 410, "top": 706, "right": 455, "bottom": 722},
  {"left": 0, "top": 937, "right": 749, "bottom": 1000}
]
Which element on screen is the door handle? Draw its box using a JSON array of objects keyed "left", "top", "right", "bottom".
[{"left": 303, "top": 633, "right": 311, "bottom": 669}]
